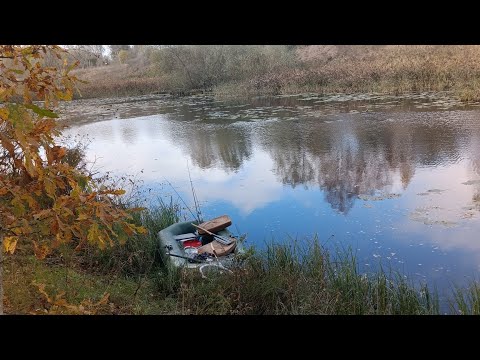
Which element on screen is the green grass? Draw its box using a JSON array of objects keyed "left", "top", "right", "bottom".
[
  {"left": 170, "top": 239, "right": 439, "bottom": 315},
  {"left": 3, "top": 255, "right": 176, "bottom": 314},
  {"left": 450, "top": 282, "right": 480, "bottom": 315}
]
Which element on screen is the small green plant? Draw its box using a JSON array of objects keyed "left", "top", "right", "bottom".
[{"left": 450, "top": 281, "right": 480, "bottom": 315}]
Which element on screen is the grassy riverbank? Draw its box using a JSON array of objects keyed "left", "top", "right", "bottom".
[
  {"left": 73, "top": 46, "right": 480, "bottom": 101},
  {"left": 3, "top": 201, "right": 480, "bottom": 315}
]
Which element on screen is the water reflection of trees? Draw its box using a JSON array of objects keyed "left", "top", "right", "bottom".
[
  {"left": 265, "top": 124, "right": 316, "bottom": 188},
  {"left": 165, "top": 122, "right": 253, "bottom": 172},
  {"left": 163, "top": 109, "right": 474, "bottom": 214},
  {"left": 264, "top": 121, "right": 400, "bottom": 213},
  {"left": 260, "top": 116, "right": 464, "bottom": 213}
]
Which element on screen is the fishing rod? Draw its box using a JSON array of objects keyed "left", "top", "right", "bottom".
[
  {"left": 163, "top": 177, "right": 198, "bottom": 221},
  {"left": 166, "top": 251, "right": 205, "bottom": 263},
  {"left": 187, "top": 160, "right": 202, "bottom": 223}
]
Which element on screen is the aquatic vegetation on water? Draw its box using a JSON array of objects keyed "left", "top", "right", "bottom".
[
  {"left": 462, "top": 180, "right": 480, "bottom": 186},
  {"left": 358, "top": 193, "right": 401, "bottom": 201}
]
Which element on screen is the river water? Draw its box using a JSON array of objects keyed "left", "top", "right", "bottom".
[{"left": 61, "top": 92, "right": 480, "bottom": 301}]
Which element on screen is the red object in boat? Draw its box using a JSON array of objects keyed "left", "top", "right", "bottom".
[{"left": 182, "top": 239, "right": 202, "bottom": 248}]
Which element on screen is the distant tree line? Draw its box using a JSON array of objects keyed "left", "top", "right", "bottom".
[{"left": 73, "top": 45, "right": 480, "bottom": 100}]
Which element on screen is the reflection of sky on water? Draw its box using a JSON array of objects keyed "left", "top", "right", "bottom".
[{"left": 62, "top": 94, "right": 480, "bottom": 302}]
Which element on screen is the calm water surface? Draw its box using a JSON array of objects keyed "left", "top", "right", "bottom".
[{"left": 61, "top": 93, "right": 480, "bottom": 302}]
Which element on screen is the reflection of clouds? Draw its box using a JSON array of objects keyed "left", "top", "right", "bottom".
[
  {"left": 70, "top": 120, "right": 116, "bottom": 143},
  {"left": 144, "top": 151, "right": 282, "bottom": 216},
  {"left": 396, "top": 163, "right": 480, "bottom": 258},
  {"left": 404, "top": 221, "right": 480, "bottom": 252},
  {"left": 192, "top": 152, "right": 282, "bottom": 216},
  {"left": 405, "top": 164, "right": 479, "bottom": 222},
  {"left": 397, "top": 219, "right": 480, "bottom": 269},
  {"left": 64, "top": 119, "right": 281, "bottom": 215},
  {"left": 147, "top": 152, "right": 282, "bottom": 216}
]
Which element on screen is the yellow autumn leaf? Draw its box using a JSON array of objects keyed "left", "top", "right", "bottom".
[
  {"left": 128, "top": 207, "right": 146, "bottom": 212},
  {"left": 87, "top": 223, "right": 99, "bottom": 243},
  {"left": 135, "top": 225, "right": 148, "bottom": 234},
  {"left": 121, "top": 223, "right": 134, "bottom": 236},
  {"left": 0, "top": 132, "right": 15, "bottom": 156},
  {"left": 33, "top": 209, "right": 52, "bottom": 220},
  {"left": 97, "top": 235, "right": 106, "bottom": 250},
  {"left": 76, "top": 213, "right": 89, "bottom": 221},
  {"left": 93, "top": 292, "right": 110, "bottom": 307},
  {"left": 33, "top": 241, "right": 51, "bottom": 259},
  {"left": 21, "top": 193, "right": 37, "bottom": 209},
  {"left": 23, "top": 152, "right": 37, "bottom": 177},
  {"left": 3, "top": 236, "right": 19, "bottom": 254},
  {"left": 31, "top": 281, "right": 52, "bottom": 303},
  {"left": 11, "top": 197, "right": 26, "bottom": 217},
  {"left": 55, "top": 89, "right": 72, "bottom": 101},
  {"left": 0, "top": 107, "right": 9, "bottom": 119},
  {"left": 44, "top": 177, "right": 56, "bottom": 198}
]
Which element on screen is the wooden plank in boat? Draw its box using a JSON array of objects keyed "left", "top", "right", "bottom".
[{"left": 197, "top": 215, "right": 232, "bottom": 235}]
